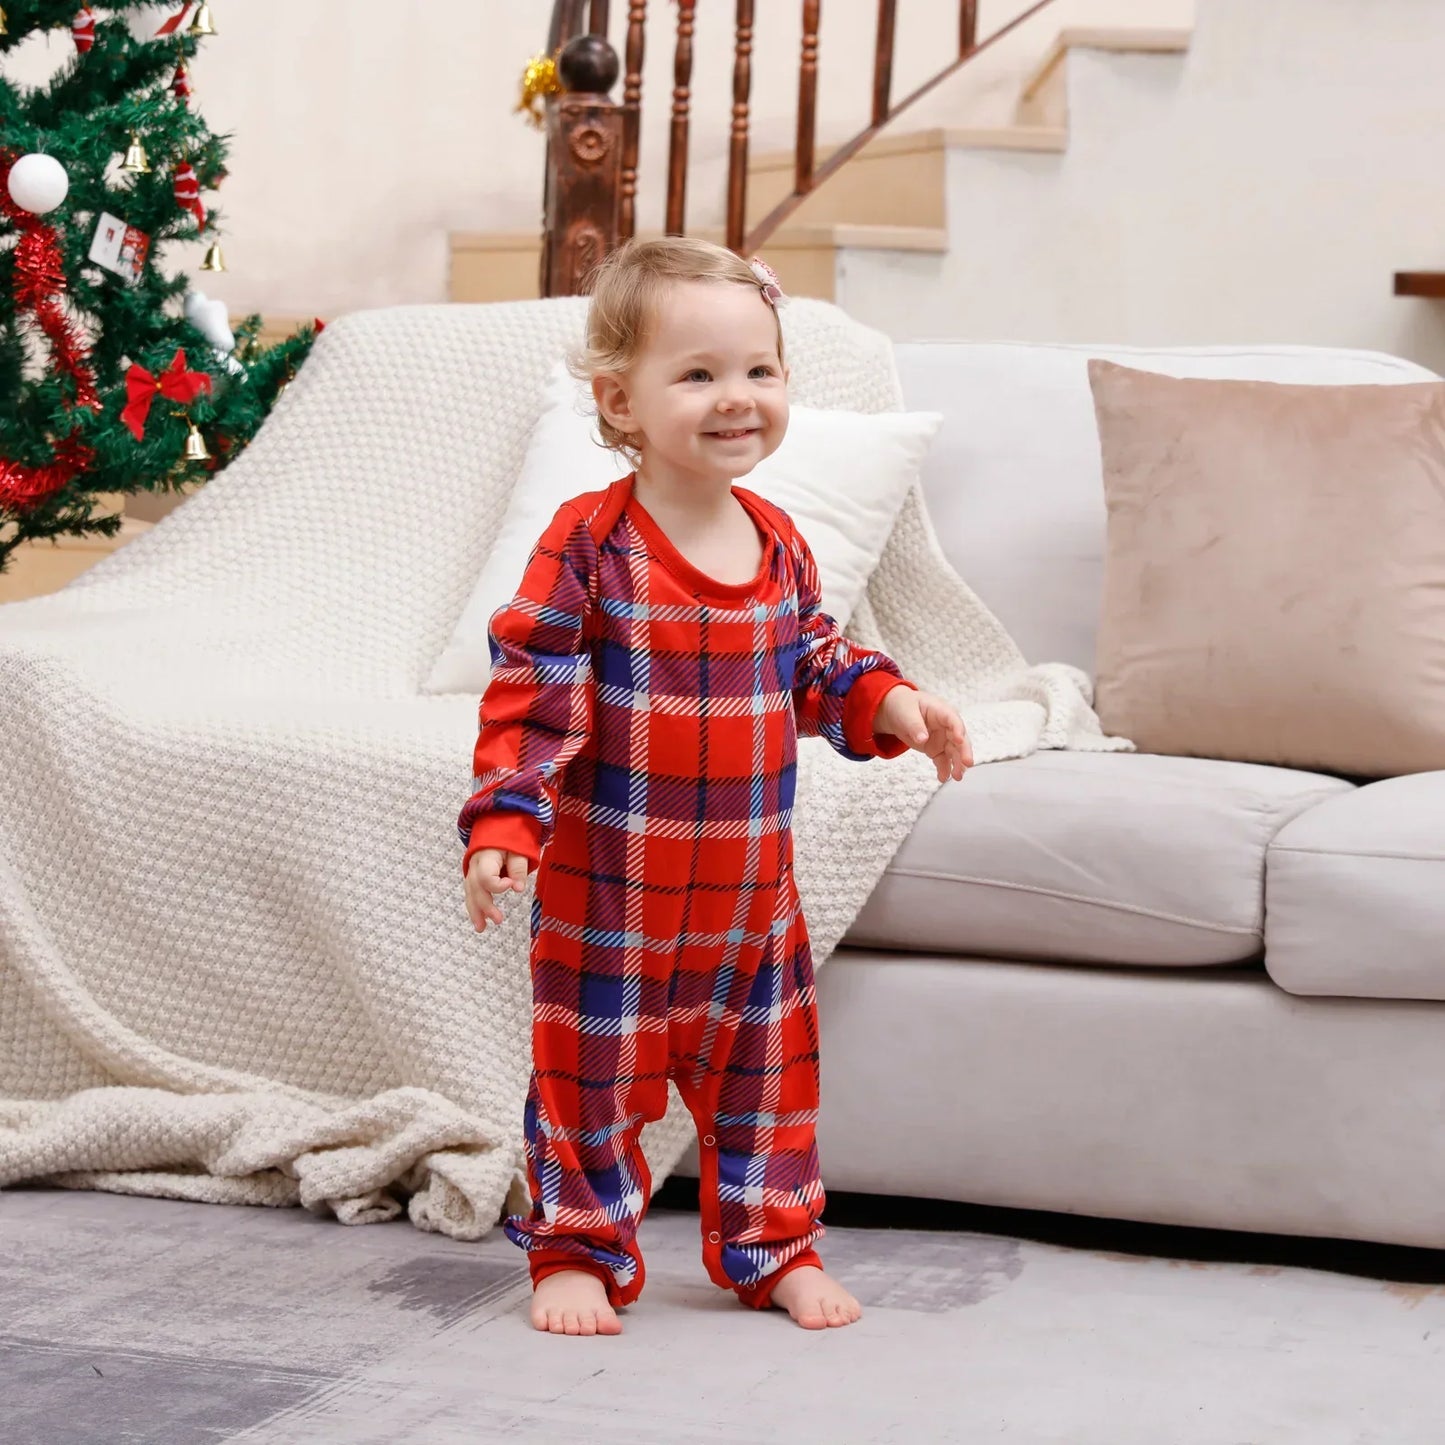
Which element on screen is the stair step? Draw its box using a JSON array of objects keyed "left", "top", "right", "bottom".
[
  {"left": 449, "top": 224, "right": 946, "bottom": 306},
  {"left": 1019, "top": 25, "right": 1192, "bottom": 125},
  {"left": 940, "top": 125, "right": 1068, "bottom": 154},
  {"left": 748, "top": 125, "right": 1064, "bottom": 232}
]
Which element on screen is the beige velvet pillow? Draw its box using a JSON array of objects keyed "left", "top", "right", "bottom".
[{"left": 1089, "top": 359, "right": 1445, "bottom": 778}]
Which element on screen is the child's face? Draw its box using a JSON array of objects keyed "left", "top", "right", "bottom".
[{"left": 594, "top": 279, "right": 789, "bottom": 486}]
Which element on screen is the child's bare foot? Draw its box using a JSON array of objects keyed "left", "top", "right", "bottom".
[
  {"left": 768, "top": 1266, "right": 862, "bottom": 1329},
  {"left": 530, "top": 1270, "right": 622, "bottom": 1336}
]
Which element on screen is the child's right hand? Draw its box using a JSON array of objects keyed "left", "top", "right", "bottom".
[{"left": 465, "top": 848, "right": 529, "bottom": 932}]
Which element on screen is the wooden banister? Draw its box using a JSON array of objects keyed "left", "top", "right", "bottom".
[
  {"left": 872, "top": 1, "right": 898, "bottom": 128},
  {"left": 960, "top": 0, "right": 978, "bottom": 55},
  {"left": 541, "top": 22, "right": 623, "bottom": 297},
  {"left": 666, "top": 0, "right": 697, "bottom": 235},
  {"left": 535, "top": 0, "right": 1062, "bottom": 295},
  {"left": 744, "top": 0, "right": 1061, "bottom": 254},
  {"left": 725, "top": 0, "right": 756, "bottom": 254},
  {"left": 620, "top": 1, "right": 647, "bottom": 241},
  {"left": 794, "top": 1, "right": 822, "bottom": 197}
]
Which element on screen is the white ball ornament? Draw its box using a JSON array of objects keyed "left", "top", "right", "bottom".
[{"left": 7, "top": 153, "right": 70, "bottom": 215}]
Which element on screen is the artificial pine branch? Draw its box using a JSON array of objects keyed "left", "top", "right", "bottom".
[{"left": 0, "top": 3, "right": 318, "bottom": 575}]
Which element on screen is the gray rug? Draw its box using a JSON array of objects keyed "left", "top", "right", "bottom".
[{"left": 4, "top": 1187, "right": 1444, "bottom": 1443}]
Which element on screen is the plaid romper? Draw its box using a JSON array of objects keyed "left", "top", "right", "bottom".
[{"left": 458, "top": 477, "right": 910, "bottom": 1310}]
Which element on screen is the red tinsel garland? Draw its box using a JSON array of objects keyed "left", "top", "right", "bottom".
[{"left": 0, "top": 148, "right": 101, "bottom": 510}]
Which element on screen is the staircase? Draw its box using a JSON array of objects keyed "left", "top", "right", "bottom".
[{"left": 449, "top": 24, "right": 1191, "bottom": 308}]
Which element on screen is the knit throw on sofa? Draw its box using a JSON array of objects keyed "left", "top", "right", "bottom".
[{"left": 0, "top": 298, "right": 1126, "bottom": 1237}]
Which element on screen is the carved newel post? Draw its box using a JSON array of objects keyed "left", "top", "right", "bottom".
[{"left": 542, "top": 33, "right": 624, "bottom": 297}]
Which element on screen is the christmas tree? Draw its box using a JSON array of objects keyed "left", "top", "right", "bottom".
[{"left": 0, "top": 2, "right": 317, "bottom": 575}]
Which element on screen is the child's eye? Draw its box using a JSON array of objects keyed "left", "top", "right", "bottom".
[
  {"left": 749, "top": 365, "right": 776, "bottom": 379},
  {"left": 683, "top": 368, "right": 712, "bottom": 383}
]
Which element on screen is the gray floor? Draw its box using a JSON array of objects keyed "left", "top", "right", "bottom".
[{"left": 5, "top": 1185, "right": 1445, "bottom": 1444}]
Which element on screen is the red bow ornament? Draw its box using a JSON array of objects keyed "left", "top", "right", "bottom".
[{"left": 122, "top": 349, "right": 212, "bottom": 442}]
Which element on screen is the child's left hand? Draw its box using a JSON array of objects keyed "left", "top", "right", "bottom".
[{"left": 875, "top": 686, "right": 972, "bottom": 782}]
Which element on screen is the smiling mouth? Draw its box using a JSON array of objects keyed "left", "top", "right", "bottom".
[{"left": 706, "top": 427, "right": 758, "bottom": 440}]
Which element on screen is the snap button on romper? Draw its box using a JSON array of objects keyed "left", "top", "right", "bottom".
[{"left": 459, "top": 477, "right": 909, "bottom": 1309}]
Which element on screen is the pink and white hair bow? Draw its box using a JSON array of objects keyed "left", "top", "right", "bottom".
[{"left": 749, "top": 257, "right": 787, "bottom": 309}]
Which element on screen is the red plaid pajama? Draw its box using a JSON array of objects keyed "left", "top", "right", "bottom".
[{"left": 459, "top": 477, "right": 910, "bottom": 1308}]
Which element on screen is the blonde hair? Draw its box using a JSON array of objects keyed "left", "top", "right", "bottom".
[{"left": 574, "top": 236, "right": 785, "bottom": 460}]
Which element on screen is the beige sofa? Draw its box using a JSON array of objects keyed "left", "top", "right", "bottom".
[{"left": 683, "top": 339, "right": 1445, "bottom": 1252}]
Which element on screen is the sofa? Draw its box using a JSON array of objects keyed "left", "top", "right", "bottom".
[
  {"left": 679, "top": 340, "right": 1445, "bottom": 1252},
  {"left": 5, "top": 306, "right": 1440, "bottom": 1248}
]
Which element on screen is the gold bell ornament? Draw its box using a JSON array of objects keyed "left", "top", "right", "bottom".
[
  {"left": 121, "top": 132, "right": 152, "bottom": 174},
  {"left": 199, "top": 240, "right": 226, "bottom": 272},
  {"left": 187, "top": 3, "right": 217, "bottom": 36},
  {"left": 0, "top": 8, "right": 9, "bottom": 37},
  {"left": 182, "top": 422, "right": 211, "bottom": 462}
]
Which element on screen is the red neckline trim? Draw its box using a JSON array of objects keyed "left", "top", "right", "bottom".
[{"left": 622, "top": 474, "right": 775, "bottom": 602}]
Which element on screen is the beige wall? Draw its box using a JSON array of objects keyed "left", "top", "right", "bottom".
[
  {"left": 834, "top": 0, "right": 1445, "bottom": 375},
  {"left": 5, "top": 1, "right": 1189, "bottom": 319}
]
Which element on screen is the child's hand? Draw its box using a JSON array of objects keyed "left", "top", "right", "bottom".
[
  {"left": 465, "top": 848, "right": 529, "bottom": 932},
  {"left": 875, "top": 686, "right": 973, "bottom": 782}
]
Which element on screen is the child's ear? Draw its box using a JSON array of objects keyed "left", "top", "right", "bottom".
[{"left": 592, "top": 373, "right": 638, "bottom": 438}]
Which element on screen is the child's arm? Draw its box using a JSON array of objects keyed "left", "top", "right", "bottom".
[
  {"left": 790, "top": 527, "right": 971, "bottom": 779},
  {"left": 457, "top": 503, "right": 598, "bottom": 888},
  {"left": 789, "top": 526, "right": 911, "bottom": 759}
]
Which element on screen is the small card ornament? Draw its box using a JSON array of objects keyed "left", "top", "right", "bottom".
[{"left": 88, "top": 211, "right": 151, "bottom": 285}]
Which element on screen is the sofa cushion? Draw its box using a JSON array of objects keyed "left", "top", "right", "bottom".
[
  {"left": 890, "top": 342, "right": 1438, "bottom": 675},
  {"left": 845, "top": 752, "right": 1352, "bottom": 967},
  {"left": 1265, "top": 773, "right": 1445, "bottom": 1000},
  {"left": 1089, "top": 362, "right": 1445, "bottom": 779}
]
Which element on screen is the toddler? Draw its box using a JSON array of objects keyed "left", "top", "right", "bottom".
[{"left": 458, "top": 237, "right": 970, "bottom": 1337}]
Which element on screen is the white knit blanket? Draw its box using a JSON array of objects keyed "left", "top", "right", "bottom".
[{"left": 0, "top": 298, "right": 1125, "bottom": 1237}]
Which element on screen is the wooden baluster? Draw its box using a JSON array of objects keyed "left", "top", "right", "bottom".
[
  {"left": 795, "top": 0, "right": 821, "bottom": 196},
  {"left": 872, "top": 0, "right": 896, "bottom": 127},
  {"left": 960, "top": 0, "right": 978, "bottom": 56},
  {"left": 666, "top": 0, "right": 697, "bottom": 235},
  {"left": 589, "top": 0, "right": 611, "bottom": 33},
  {"left": 619, "top": 0, "right": 647, "bottom": 240},
  {"left": 725, "top": 0, "right": 755, "bottom": 254}
]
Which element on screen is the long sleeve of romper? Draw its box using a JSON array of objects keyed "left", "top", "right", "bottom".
[
  {"left": 787, "top": 525, "right": 915, "bottom": 761},
  {"left": 457, "top": 503, "right": 597, "bottom": 877}
]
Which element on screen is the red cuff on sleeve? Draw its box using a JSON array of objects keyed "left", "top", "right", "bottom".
[
  {"left": 842, "top": 673, "right": 916, "bottom": 759},
  {"left": 462, "top": 813, "right": 544, "bottom": 878}
]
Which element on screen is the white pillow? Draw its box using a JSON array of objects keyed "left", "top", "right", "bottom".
[{"left": 422, "top": 362, "right": 941, "bottom": 695}]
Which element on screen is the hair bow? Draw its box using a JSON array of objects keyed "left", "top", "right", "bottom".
[{"left": 749, "top": 257, "right": 787, "bottom": 309}]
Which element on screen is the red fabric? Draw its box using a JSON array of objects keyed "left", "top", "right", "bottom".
[
  {"left": 843, "top": 669, "right": 914, "bottom": 758},
  {"left": 121, "top": 349, "right": 212, "bottom": 442},
  {"left": 734, "top": 1247, "right": 826, "bottom": 1310},
  {"left": 460, "top": 478, "right": 913, "bottom": 1305},
  {"left": 463, "top": 811, "right": 542, "bottom": 877}
]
